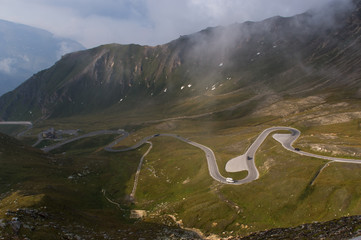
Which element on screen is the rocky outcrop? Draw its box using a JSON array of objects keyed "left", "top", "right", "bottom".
[{"left": 238, "top": 215, "right": 361, "bottom": 240}]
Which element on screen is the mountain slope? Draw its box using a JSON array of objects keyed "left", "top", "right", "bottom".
[
  {"left": 0, "top": 132, "right": 202, "bottom": 239},
  {"left": 0, "top": 1, "right": 360, "bottom": 122},
  {"left": 1, "top": 1, "right": 361, "bottom": 238},
  {"left": 0, "top": 19, "right": 85, "bottom": 96}
]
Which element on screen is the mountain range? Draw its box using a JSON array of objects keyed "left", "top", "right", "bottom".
[
  {"left": 0, "top": 0, "right": 360, "bottom": 122},
  {"left": 1, "top": 0, "right": 361, "bottom": 239},
  {"left": 0, "top": 19, "right": 85, "bottom": 97}
]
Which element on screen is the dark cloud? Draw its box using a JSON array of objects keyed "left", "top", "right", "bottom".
[{"left": 0, "top": 0, "right": 353, "bottom": 48}]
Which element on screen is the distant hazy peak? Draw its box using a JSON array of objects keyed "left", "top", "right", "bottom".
[{"left": 0, "top": 19, "right": 85, "bottom": 96}]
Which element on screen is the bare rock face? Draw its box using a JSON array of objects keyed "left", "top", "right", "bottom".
[
  {"left": 238, "top": 215, "right": 361, "bottom": 240},
  {"left": 9, "top": 220, "right": 21, "bottom": 234},
  {"left": 0, "top": 219, "right": 6, "bottom": 228},
  {"left": 130, "top": 210, "right": 147, "bottom": 219}
]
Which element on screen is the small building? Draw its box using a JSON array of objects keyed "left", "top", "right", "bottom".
[{"left": 42, "top": 128, "right": 57, "bottom": 139}]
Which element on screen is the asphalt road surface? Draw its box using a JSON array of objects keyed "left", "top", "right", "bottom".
[
  {"left": 104, "top": 133, "right": 233, "bottom": 184},
  {"left": 9, "top": 122, "right": 360, "bottom": 185},
  {"left": 226, "top": 127, "right": 301, "bottom": 184},
  {"left": 42, "top": 129, "right": 126, "bottom": 152},
  {"left": 105, "top": 127, "right": 361, "bottom": 185},
  {"left": 0, "top": 121, "right": 33, "bottom": 137},
  {"left": 0, "top": 121, "right": 32, "bottom": 126},
  {"left": 130, "top": 141, "right": 152, "bottom": 199}
]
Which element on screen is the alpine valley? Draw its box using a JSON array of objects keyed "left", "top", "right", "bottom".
[{"left": 1, "top": 0, "right": 361, "bottom": 239}]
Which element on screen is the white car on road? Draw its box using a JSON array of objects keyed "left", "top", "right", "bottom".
[{"left": 226, "top": 177, "right": 235, "bottom": 183}]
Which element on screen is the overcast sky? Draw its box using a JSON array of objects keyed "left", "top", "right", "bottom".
[{"left": 0, "top": 0, "right": 345, "bottom": 48}]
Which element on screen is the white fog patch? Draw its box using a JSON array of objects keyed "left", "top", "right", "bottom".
[
  {"left": 0, "top": 58, "right": 15, "bottom": 74},
  {"left": 21, "top": 55, "right": 30, "bottom": 62},
  {"left": 56, "top": 41, "right": 82, "bottom": 58},
  {"left": 57, "top": 42, "right": 72, "bottom": 58},
  {"left": 0, "top": 0, "right": 351, "bottom": 48}
]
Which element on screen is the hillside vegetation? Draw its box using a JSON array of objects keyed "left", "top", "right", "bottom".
[
  {"left": 1, "top": 0, "right": 360, "bottom": 122},
  {"left": 1, "top": 0, "right": 361, "bottom": 239}
]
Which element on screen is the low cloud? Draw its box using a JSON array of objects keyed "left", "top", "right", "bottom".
[
  {"left": 0, "top": 58, "right": 14, "bottom": 74},
  {"left": 56, "top": 41, "right": 83, "bottom": 58},
  {"left": 0, "top": 0, "right": 353, "bottom": 48}
]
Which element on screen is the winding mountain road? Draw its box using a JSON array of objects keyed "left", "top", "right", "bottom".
[
  {"left": 4, "top": 121, "right": 361, "bottom": 185},
  {"left": 0, "top": 121, "right": 32, "bottom": 126},
  {"left": 130, "top": 141, "right": 152, "bottom": 199},
  {"left": 105, "top": 133, "right": 231, "bottom": 183},
  {"left": 42, "top": 129, "right": 127, "bottom": 152},
  {"left": 104, "top": 127, "right": 361, "bottom": 185},
  {"left": 0, "top": 121, "right": 33, "bottom": 137}
]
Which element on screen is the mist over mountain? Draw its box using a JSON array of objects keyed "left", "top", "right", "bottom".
[
  {"left": 2, "top": 1, "right": 361, "bottom": 239},
  {"left": 0, "top": 19, "right": 85, "bottom": 96},
  {"left": 0, "top": 0, "right": 359, "bottom": 121}
]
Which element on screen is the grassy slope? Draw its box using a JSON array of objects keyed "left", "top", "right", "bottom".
[
  {"left": 1, "top": 4, "right": 361, "bottom": 238},
  {"left": 6, "top": 91, "right": 360, "bottom": 237},
  {"left": 0, "top": 133, "right": 202, "bottom": 239}
]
